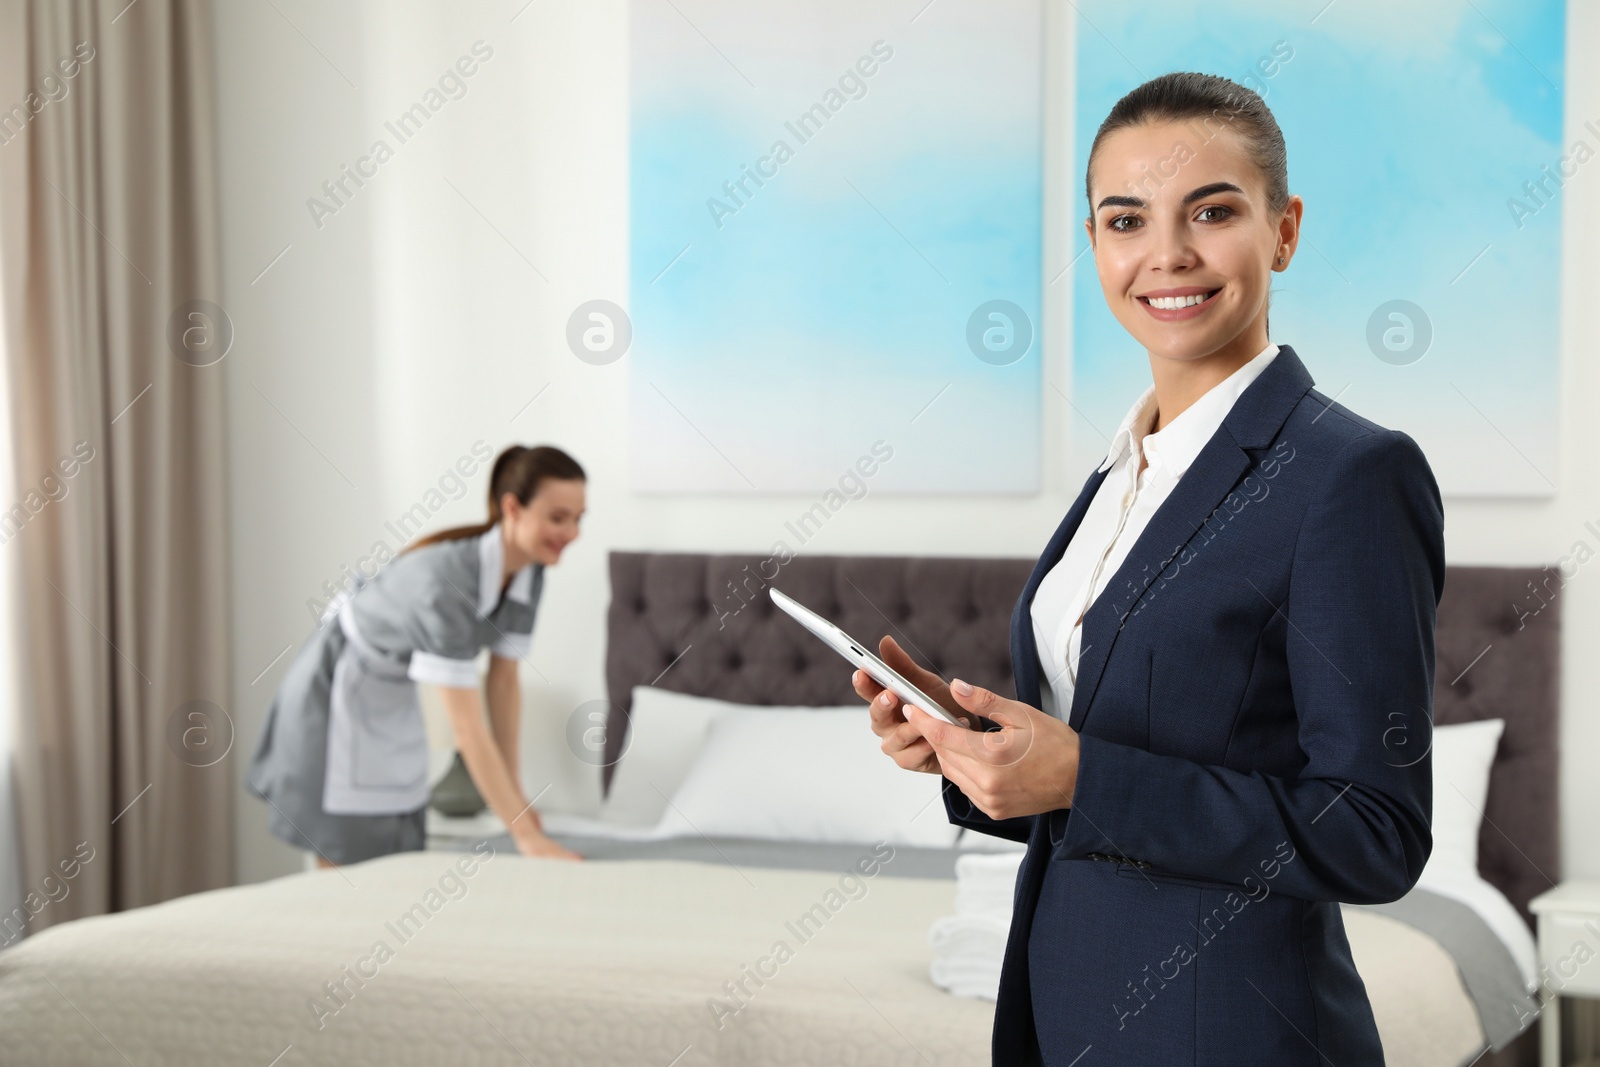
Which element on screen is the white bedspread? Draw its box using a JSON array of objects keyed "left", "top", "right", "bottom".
[
  {"left": 0, "top": 848, "right": 1490, "bottom": 1067},
  {"left": 0, "top": 849, "right": 992, "bottom": 1066},
  {"left": 1345, "top": 908, "right": 1489, "bottom": 1067}
]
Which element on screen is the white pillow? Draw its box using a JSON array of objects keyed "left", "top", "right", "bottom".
[
  {"left": 653, "top": 706, "right": 960, "bottom": 849},
  {"left": 599, "top": 686, "right": 739, "bottom": 827},
  {"left": 1419, "top": 718, "right": 1505, "bottom": 879}
]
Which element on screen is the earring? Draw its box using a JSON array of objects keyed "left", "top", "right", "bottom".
[{"left": 1277, "top": 256, "right": 1285, "bottom": 264}]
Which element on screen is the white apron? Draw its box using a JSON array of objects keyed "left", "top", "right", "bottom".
[{"left": 322, "top": 601, "right": 432, "bottom": 815}]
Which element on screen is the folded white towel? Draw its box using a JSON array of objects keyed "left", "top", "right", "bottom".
[
  {"left": 952, "top": 851, "right": 1025, "bottom": 917},
  {"left": 928, "top": 913, "right": 1010, "bottom": 1000},
  {"left": 928, "top": 851, "right": 1025, "bottom": 1000}
]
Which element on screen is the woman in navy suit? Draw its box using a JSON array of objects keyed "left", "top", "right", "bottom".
[{"left": 856, "top": 72, "right": 1443, "bottom": 1065}]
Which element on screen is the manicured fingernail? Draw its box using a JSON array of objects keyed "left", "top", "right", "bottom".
[
  {"left": 879, "top": 692, "right": 893, "bottom": 706},
  {"left": 952, "top": 679, "right": 973, "bottom": 696}
]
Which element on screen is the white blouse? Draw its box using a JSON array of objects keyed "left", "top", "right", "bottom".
[{"left": 1031, "top": 343, "right": 1279, "bottom": 720}]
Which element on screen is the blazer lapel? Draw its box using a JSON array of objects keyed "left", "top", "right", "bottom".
[
  {"left": 1058, "top": 344, "right": 1318, "bottom": 733},
  {"left": 1065, "top": 443, "right": 1249, "bottom": 732}
]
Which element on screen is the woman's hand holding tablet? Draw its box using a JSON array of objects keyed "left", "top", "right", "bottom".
[
  {"left": 854, "top": 634, "right": 1084, "bottom": 820},
  {"left": 851, "top": 634, "right": 973, "bottom": 775},
  {"left": 770, "top": 587, "right": 1082, "bottom": 817}
]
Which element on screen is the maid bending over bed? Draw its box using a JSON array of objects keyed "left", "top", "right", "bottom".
[{"left": 246, "top": 444, "right": 587, "bottom": 866}]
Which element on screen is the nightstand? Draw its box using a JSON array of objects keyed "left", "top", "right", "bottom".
[{"left": 1528, "top": 881, "right": 1600, "bottom": 1067}]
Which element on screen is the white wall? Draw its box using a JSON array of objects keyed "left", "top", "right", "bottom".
[{"left": 214, "top": 0, "right": 1600, "bottom": 885}]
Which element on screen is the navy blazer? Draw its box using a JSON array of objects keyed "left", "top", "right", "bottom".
[{"left": 945, "top": 344, "right": 1445, "bottom": 1066}]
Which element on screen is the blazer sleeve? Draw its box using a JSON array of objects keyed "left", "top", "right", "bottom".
[{"left": 1051, "top": 428, "right": 1444, "bottom": 905}]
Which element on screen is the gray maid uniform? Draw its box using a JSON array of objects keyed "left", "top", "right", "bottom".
[{"left": 246, "top": 524, "right": 544, "bottom": 864}]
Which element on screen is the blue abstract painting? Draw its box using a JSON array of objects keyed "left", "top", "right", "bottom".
[
  {"left": 1071, "top": 0, "right": 1564, "bottom": 497},
  {"left": 629, "top": 0, "right": 1043, "bottom": 493}
]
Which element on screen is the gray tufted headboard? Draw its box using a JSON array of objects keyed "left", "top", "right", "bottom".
[
  {"left": 1429, "top": 565, "right": 1562, "bottom": 930},
  {"left": 605, "top": 552, "right": 1561, "bottom": 929}
]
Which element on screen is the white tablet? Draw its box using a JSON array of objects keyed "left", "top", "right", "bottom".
[{"left": 770, "top": 588, "right": 971, "bottom": 729}]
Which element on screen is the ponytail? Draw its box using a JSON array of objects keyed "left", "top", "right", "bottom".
[{"left": 403, "top": 444, "right": 585, "bottom": 554}]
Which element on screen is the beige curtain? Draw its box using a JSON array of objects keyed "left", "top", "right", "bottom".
[{"left": 0, "top": 0, "right": 230, "bottom": 931}]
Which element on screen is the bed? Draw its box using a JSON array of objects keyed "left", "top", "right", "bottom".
[{"left": 0, "top": 552, "right": 1561, "bottom": 1066}]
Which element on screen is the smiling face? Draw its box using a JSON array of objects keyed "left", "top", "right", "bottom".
[
  {"left": 1085, "top": 120, "right": 1301, "bottom": 368},
  {"left": 502, "top": 478, "right": 586, "bottom": 567}
]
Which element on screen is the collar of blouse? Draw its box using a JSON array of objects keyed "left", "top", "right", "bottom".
[
  {"left": 1096, "top": 342, "right": 1280, "bottom": 482},
  {"left": 475, "top": 523, "right": 537, "bottom": 616}
]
